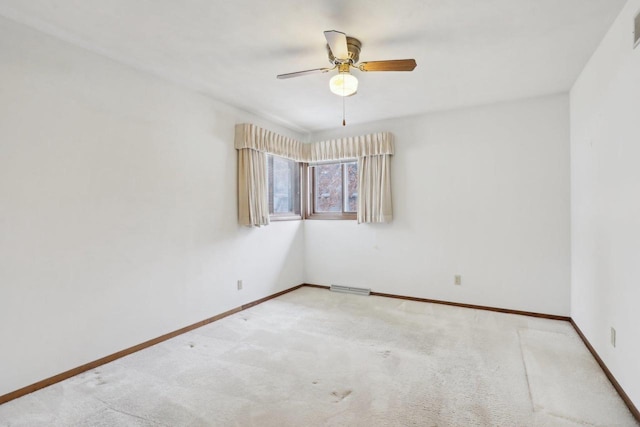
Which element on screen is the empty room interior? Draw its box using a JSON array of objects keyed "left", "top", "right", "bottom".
[{"left": 1, "top": 0, "right": 639, "bottom": 425}]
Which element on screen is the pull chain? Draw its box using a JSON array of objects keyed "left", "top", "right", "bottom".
[{"left": 342, "top": 92, "right": 346, "bottom": 126}]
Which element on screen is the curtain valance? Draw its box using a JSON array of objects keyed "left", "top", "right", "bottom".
[
  {"left": 234, "top": 123, "right": 307, "bottom": 162},
  {"left": 308, "top": 133, "right": 394, "bottom": 162},
  {"left": 234, "top": 123, "right": 393, "bottom": 162}
]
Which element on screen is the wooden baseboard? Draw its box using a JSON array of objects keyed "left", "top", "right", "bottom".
[
  {"left": 303, "top": 283, "right": 569, "bottom": 321},
  {"left": 300, "top": 283, "right": 330, "bottom": 290},
  {"left": 0, "top": 283, "right": 305, "bottom": 405},
  {"left": 570, "top": 320, "right": 640, "bottom": 421},
  {"left": 241, "top": 284, "right": 304, "bottom": 310},
  {"left": 3, "top": 283, "right": 638, "bottom": 423},
  {"left": 370, "top": 291, "right": 570, "bottom": 321}
]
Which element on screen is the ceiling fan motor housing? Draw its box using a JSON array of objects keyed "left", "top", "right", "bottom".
[{"left": 327, "top": 37, "right": 362, "bottom": 64}]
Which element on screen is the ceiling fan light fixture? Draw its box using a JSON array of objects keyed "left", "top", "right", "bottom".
[{"left": 329, "top": 72, "right": 358, "bottom": 97}]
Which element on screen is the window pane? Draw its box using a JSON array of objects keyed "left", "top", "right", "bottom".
[
  {"left": 268, "top": 155, "right": 300, "bottom": 216},
  {"left": 315, "top": 163, "right": 343, "bottom": 212},
  {"left": 273, "top": 156, "right": 291, "bottom": 213},
  {"left": 345, "top": 162, "right": 358, "bottom": 212}
]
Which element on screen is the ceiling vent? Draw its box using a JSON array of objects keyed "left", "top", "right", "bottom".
[{"left": 635, "top": 9, "right": 640, "bottom": 48}]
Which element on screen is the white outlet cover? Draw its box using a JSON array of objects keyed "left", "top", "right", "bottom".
[{"left": 610, "top": 327, "right": 616, "bottom": 347}]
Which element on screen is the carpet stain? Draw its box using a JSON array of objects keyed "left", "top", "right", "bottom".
[
  {"left": 188, "top": 343, "right": 195, "bottom": 348},
  {"left": 93, "top": 376, "right": 106, "bottom": 386},
  {"left": 378, "top": 350, "right": 392, "bottom": 358},
  {"left": 331, "top": 389, "right": 352, "bottom": 402}
]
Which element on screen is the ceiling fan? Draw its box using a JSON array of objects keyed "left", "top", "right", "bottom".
[{"left": 277, "top": 30, "right": 417, "bottom": 97}]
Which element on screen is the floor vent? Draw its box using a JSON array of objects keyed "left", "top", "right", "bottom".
[{"left": 330, "top": 285, "right": 371, "bottom": 296}]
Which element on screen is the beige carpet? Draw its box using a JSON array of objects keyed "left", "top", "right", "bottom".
[{"left": 0, "top": 287, "right": 637, "bottom": 426}]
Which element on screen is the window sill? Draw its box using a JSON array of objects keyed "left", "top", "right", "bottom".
[
  {"left": 306, "top": 213, "right": 357, "bottom": 221},
  {"left": 270, "top": 215, "right": 303, "bottom": 222}
]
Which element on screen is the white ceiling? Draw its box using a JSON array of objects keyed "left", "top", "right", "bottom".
[{"left": 0, "top": 0, "right": 627, "bottom": 132}]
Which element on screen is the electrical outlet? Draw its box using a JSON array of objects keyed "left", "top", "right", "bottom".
[
  {"left": 611, "top": 327, "right": 616, "bottom": 348},
  {"left": 237, "top": 280, "right": 243, "bottom": 291},
  {"left": 454, "top": 275, "right": 462, "bottom": 285}
]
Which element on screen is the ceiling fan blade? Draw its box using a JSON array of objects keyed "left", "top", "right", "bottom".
[
  {"left": 324, "top": 30, "right": 349, "bottom": 60},
  {"left": 358, "top": 59, "right": 417, "bottom": 72},
  {"left": 277, "top": 67, "right": 332, "bottom": 79}
]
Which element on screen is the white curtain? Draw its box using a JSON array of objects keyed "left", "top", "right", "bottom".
[
  {"left": 237, "top": 148, "right": 269, "bottom": 227},
  {"left": 235, "top": 123, "right": 393, "bottom": 161},
  {"left": 235, "top": 123, "right": 306, "bottom": 161},
  {"left": 357, "top": 155, "right": 393, "bottom": 223},
  {"left": 308, "top": 132, "right": 394, "bottom": 162},
  {"left": 235, "top": 123, "right": 394, "bottom": 226}
]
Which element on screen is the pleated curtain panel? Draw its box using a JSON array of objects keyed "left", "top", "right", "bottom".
[
  {"left": 357, "top": 154, "right": 392, "bottom": 223},
  {"left": 234, "top": 123, "right": 394, "bottom": 226},
  {"left": 237, "top": 148, "right": 270, "bottom": 227}
]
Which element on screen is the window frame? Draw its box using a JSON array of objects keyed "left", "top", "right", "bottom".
[
  {"left": 267, "top": 154, "right": 303, "bottom": 221},
  {"left": 305, "top": 160, "right": 358, "bottom": 221}
]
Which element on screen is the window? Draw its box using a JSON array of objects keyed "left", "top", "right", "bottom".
[
  {"left": 308, "top": 161, "right": 358, "bottom": 219},
  {"left": 267, "top": 155, "right": 301, "bottom": 219},
  {"left": 237, "top": 124, "right": 392, "bottom": 226},
  {"left": 266, "top": 156, "right": 358, "bottom": 221}
]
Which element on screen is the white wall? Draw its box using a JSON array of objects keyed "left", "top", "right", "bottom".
[
  {"left": 0, "top": 16, "right": 305, "bottom": 397},
  {"left": 307, "top": 95, "right": 571, "bottom": 316},
  {"left": 0, "top": 7, "right": 580, "bottom": 399},
  {"left": 570, "top": 0, "right": 640, "bottom": 408}
]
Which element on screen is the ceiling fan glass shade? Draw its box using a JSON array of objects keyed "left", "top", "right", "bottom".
[{"left": 329, "top": 72, "right": 358, "bottom": 96}]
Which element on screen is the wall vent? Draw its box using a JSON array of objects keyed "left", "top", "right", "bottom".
[
  {"left": 330, "top": 285, "right": 370, "bottom": 296},
  {"left": 635, "top": 9, "right": 640, "bottom": 48}
]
